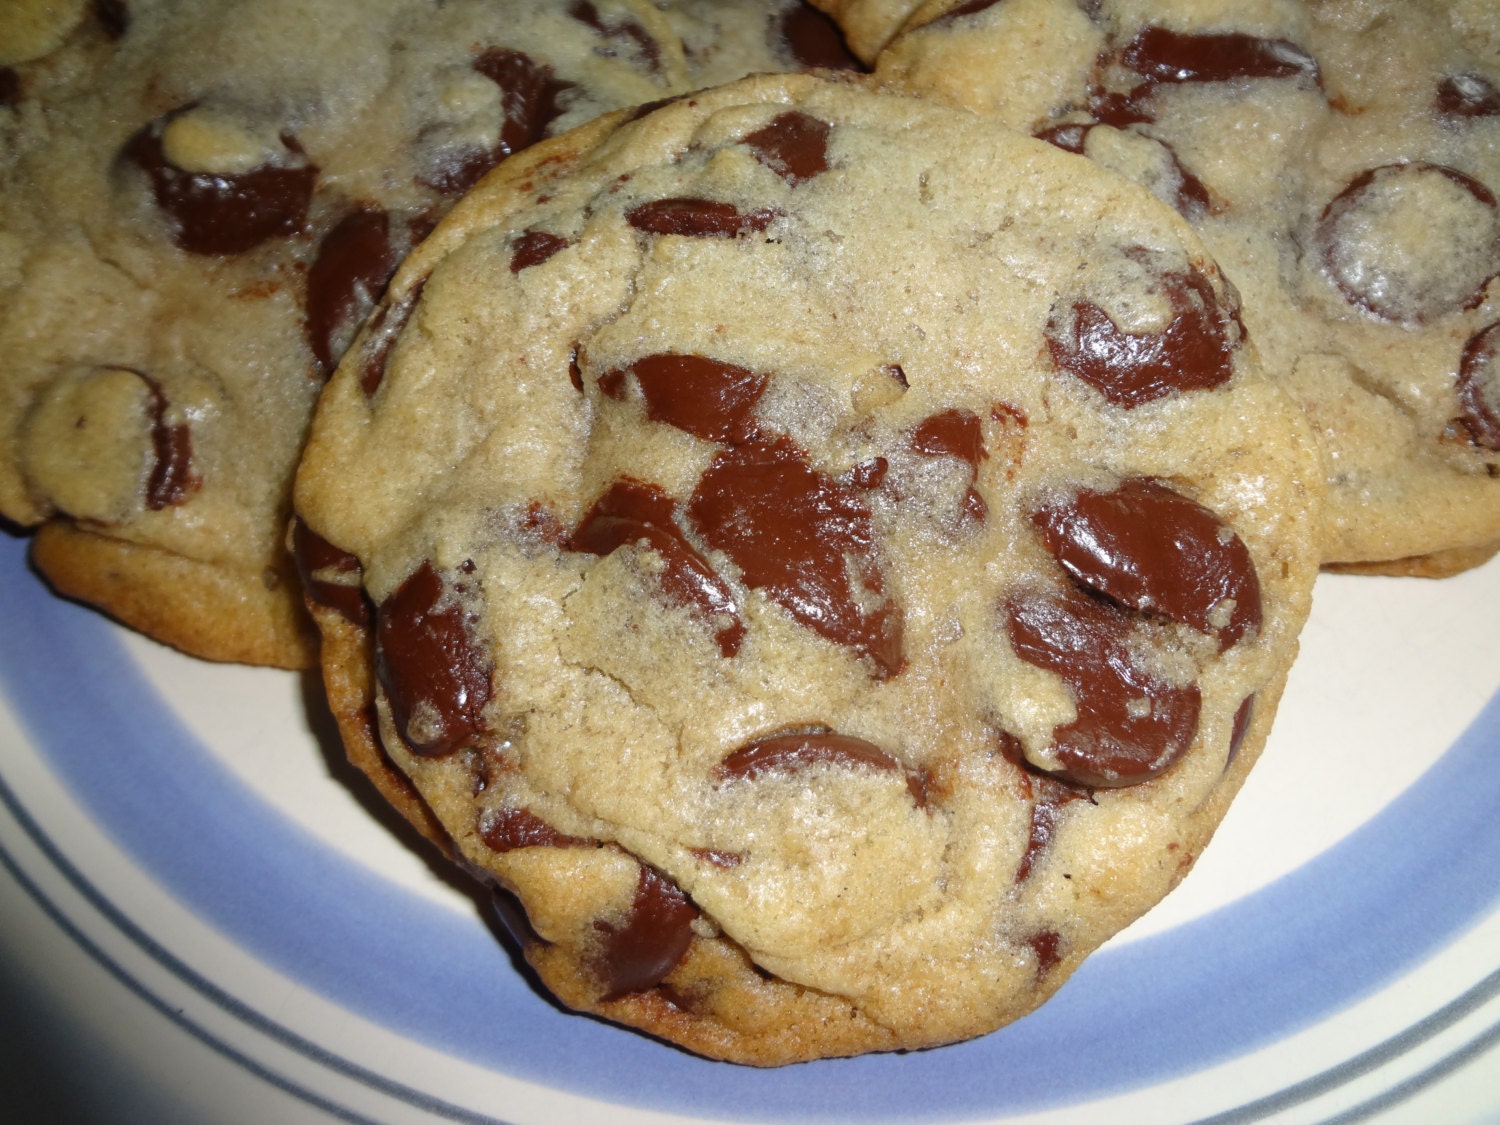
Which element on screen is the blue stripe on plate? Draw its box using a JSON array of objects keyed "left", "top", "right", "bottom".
[{"left": 2, "top": 533, "right": 1498, "bottom": 1120}]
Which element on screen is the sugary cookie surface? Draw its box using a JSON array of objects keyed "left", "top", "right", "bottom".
[
  {"left": 0, "top": 0, "right": 720, "bottom": 665},
  {"left": 296, "top": 73, "right": 1322, "bottom": 1064},
  {"left": 876, "top": 0, "right": 1500, "bottom": 574}
]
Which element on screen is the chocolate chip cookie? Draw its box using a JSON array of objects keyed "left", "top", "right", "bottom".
[
  {"left": 0, "top": 0, "right": 687, "bottom": 665},
  {"left": 295, "top": 72, "right": 1323, "bottom": 1063},
  {"left": 876, "top": 0, "right": 1500, "bottom": 575}
]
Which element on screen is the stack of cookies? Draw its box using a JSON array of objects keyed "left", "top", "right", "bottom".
[{"left": 2, "top": 0, "right": 1494, "bottom": 1066}]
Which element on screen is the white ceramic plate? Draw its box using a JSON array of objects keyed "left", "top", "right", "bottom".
[{"left": 3, "top": 528, "right": 1500, "bottom": 1124}]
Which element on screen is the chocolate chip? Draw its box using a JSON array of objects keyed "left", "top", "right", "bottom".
[
  {"left": 1005, "top": 586, "right": 1202, "bottom": 788},
  {"left": 689, "top": 439, "right": 904, "bottom": 677},
  {"left": 0, "top": 68, "right": 20, "bottom": 109},
  {"left": 123, "top": 112, "right": 316, "bottom": 256},
  {"left": 779, "top": 3, "right": 864, "bottom": 71},
  {"left": 1014, "top": 776, "right": 1086, "bottom": 884},
  {"left": 1034, "top": 123, "right": 1213, "bottom": 219},
  {"left": 1035, "top": 122, "right": 1090, "bottom": 154},
  {"left": 1033, "top": 478, "right": 1262, "bottom": 649},
  {"left": 358, "top": 278, "right": 425, "bottom": 396},
  {"left": 509, "top": 229, "right": 572, "bottom": 273},
  {"left": 594, "top": 865, "right": 697, "bottom": 1000},
  {"left": 744, "top": 111, "right": 831, "bottom": 186},
  {"left": 569, "top": 0, "right": 661, "bottom": 70},
  {"left": 306, "top": 207, "right": 396, "bottom": 375},
  {"left": 1316, "top": 162, "right": 1500, "bottom": 325},
  {"left": 1458, "top": 321, "right": 1500, "bottom": 450},
  {"left": 910, "top": 409, "right": 988, "bottom": 523},
  {"left": 427, "top": 49, "right": 572, "bottom": 196},
  {"left": 601, "top": 353, "right": 766, "bottom": 444},
  {"left": 375, "top": 560, "right": 493, "bottom": 758},
  {"left": 848, "top": 457, "right": 888, "bottom": 489},
  {"left": 573, "top": 479, "right": 746, "bottom": 658},
  {"left": 1120, "top": 26, "right": 1321, "bottom": 88},
  {"left": 290, "top": 517, "right": 369, "bottom": 626},
  {"left": 717, "top": 731, "right": 924, "bottom": 806},
  {"left": 140, "top": 374, "right": 197, "bottom": 510},
  {"left": 1226, "top": 694, "right": 1255, "bottom": 770},
  {"left": 1028, "top": 930, "right": 1063, "bottom": 977},
  {"left": 626, "top": 198, "right": 779, "bottom": 238},
  {"left": 479, "top": 805, "right": 590, "bottom": 851},
  {"left": 1437, "top": 74, "right": 1500, "bottom": 119},
  {"left": 1045, "top": 267, "right": 1239, "bottom": 406}
]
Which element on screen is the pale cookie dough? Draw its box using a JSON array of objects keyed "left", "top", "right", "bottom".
[
  {"left": 877, "top": 0, "right": 1500, "bottom": 575},
  {"left": 295, "top": 73, "right": 1323, "bottom": 1064},
  {"left": 0, "top": 0, "right": 688, "bottom": 665}
]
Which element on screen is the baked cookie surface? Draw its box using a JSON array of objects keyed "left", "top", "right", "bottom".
[
  {"left": 0, "top": 0, "right": 688, "bottom": 665},
  {"left": 295, "top": 73, "right": 1323, "bottom": 1063},
  {"left": 877, "top": 0, "right": 1500, "bottom": 574}
]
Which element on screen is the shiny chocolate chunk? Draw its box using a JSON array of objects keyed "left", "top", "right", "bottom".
[
  {"left": 141, "top": 375, "right": 197, "bottom": 510},
  {"left": 626, "top": 198, "right": 779, "bottom": 238},
  {"left": 780, "top": 3, "right": 864, "bottom": 71},
  {"left": 744, "top": 111, "right": 831, "bottom": 186},
  {"left": 1033, "top": 478, "right": 1262, "bottom": 649},
  {"left": 910, "top": 408, "right": 988, "bottom": 522},
  {"left": 290, "top": 517, "right": 369, "bottom": 626},
  {"left": 479, "top": 805, "right": 590, "bottom": 852},
  {"left": 510, "top": 229, "right": 572, "bottom": 273},
  {"left": 376, "top": 560, "right": 493, "bottom": 758},
  {"left": 1120, "top": 26, "right": 1320, "bottom": 88},
  {"left": 1458, "top": 321, "right": 1500, "bottom": 450},
  {"left": 1005, "top": 586, "right": 1202, "bottom": 787},
  {"left": 718, "top": 731, "right": 923, "bottom": 805},
  {"left": 427, "top": 48, "right": 571, "bottom": 196},
  {"left": 600, "top": 353, "right": 766, "bottom": 444},
  {"left": 1437, "top": 74, "right": 1500, "bottom": 119},
  {"left": 306, "top": 207, "right": 396, "bottom": 375},
  {"left": 689, "top": 439, "right": 904, "bottom": 677},
  {"left": 124, "top": 113, "right": 316, "bottom": 256},
  {"left": 594, "top": 865, "right": 698, "bottom": 1000},
  {"left": 1316, "top": 162, "right": 1500, "bottom": 325},
  {"left": 573, "top": 479, "right": 745, "bottom": 657},
  {"left": 1046, "top": 267, "right": 1238, "bottom": 406}
]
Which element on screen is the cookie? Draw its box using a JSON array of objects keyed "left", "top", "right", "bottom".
[
  {"left": 876, "top": 0, "right": 1500, "bottom": 575},
  {"left": 0, "top": 0, "right": 689, "bottom": 666},
  {"left": 294, "top": 72, "right": 1323, "bottom": 1063}
]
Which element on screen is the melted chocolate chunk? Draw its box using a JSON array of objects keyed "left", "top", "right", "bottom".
[
  {"left": 1226, "top": 694, "right": 1255, "bottom": 770},
  {"left": 779, "top": 3, "right": 864, "bottom": 71},
  {"left": 1034, "top": 478, "right": 1261, "bottom": 649},
  {"left": 626, "top": 198, "right": 779, "bottom": 238},
  {"left": 1316, "top": 163, "right": 1500, "bottom": 325},
  {"left": 1437, "top": 74, "right": 1500, "bottom": 118},
  {"left": 427, "top": 49, "right": 571, "bottom": 196},
  {"left": 1046, "top": 267, "right": 1238, "bottom": 406},
  {"left": 510, "top": 229, "right": 572, "bottom": 273},
  {"left": 1033, "top": 123, "right": 1212, "bottom": 219},
  {"left": 573, "top": 479, "right": 745, "bottom": 657},
  {"left": 124, "top": 113, "right": 316, "bottom": 256},
  {"left": 1120, "top": 26, "right": 1320, "bottom": 88},
  {"left": 1005, "top": 586, "right": 1202, "bottom": 788},
  {"left": 375, "top": 561, "right": 493, "bottom": 758},
  {"left": 1014, "top": 776, "right": 1085, "bottom": 884},
  {"left": 1035, "top": 122, "right": 1090, "bottom": 154},
  {"left": 718, "top": 731, "right": 923, "bottom": 806},
  {"left": 1028, "top": 930, "right": 1063, "bottom": 977},
  {"left": 359, "top": 279, "right": 425, "bottom": 396},
  {"left": 594, "top": 865, "right": 697, "bottom": 1000},
  {"left": 1458, "top": 321, "right": 1500, "bottom": 450},
  {"left": 744, "top": 111, "right": 831, "bottom": 186},
  {"left": 910, "top": 409, "right": 988, "bottom": 522},
  {"left": 689, "top": 440, "right": 904, "bottom": 677},
  {"left": 306, "top": 207, "right": 396, "bottom": 375},
  {"left": 140, "top": 375, "right": 197, "bottom": 510},
  {"left": 479, "top": 805, "right": 590, "bottom": 851},
  {"left": 290, "top": 518, "right": 369, "bottom": 626},
  {"left": 601, "top": 353, "right": 766, "bottom": 444},
  {"left": 849, "top": 457, "right": 888, "bottom": 489},
  {"left": 0, "top": 68, "right": 20, "bottom": 109},
  {"left": 569, "top": 0, "right": 661, "bottom": 69}
]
